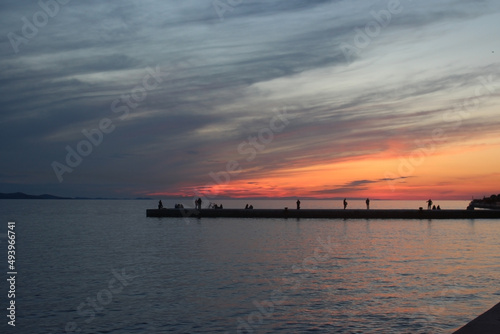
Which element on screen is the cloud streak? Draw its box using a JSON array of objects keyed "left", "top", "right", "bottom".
[{"left": 1, "top": 0, "right": 500, "bottom": 198}]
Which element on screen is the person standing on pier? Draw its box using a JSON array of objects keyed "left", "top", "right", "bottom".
[
  {"left": 158, "top": 200, "right": 163, "bottom": 209},
  {"left": 343, "top": 198, "right": 348, "bottom": 209},
  {"left": 427, "top": 199, "right": 433, "bottom": 210},
  {"left": 296, "top": 199, "right": 301, "bottom": 210},
  {"left": 366, "top": 198, "right": 370, "bottom": 209}
]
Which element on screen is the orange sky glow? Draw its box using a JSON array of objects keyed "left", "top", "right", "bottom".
[{"left": 149, "top": 137, "right": 500, "bottom": 200}]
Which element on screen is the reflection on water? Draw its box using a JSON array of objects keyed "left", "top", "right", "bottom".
[{"left": 0, "top": 200, "right": 498, "bottom": 333}]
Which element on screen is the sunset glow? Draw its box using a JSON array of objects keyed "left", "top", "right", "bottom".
[
  {"left": 151, "top": 137, "right": 500, "bottom": 200},
  {"left": 1, "top": 1, "right": 500, "bottom": 199}
]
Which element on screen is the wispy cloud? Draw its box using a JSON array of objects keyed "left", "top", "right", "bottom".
[{"left": 1, "top": 0, "right": 500, "bottom": 198}]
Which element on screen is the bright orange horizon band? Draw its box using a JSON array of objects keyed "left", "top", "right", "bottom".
[{"left": 148, "top": 139, "right": 500, "bottom": 200}]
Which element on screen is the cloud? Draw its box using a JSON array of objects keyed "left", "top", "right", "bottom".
[
  {"left": 313, "top": 177, "right": 411, "bottom": 195},
  {"left": 1, "top": 0, "right": 500, "bottom": 197}
]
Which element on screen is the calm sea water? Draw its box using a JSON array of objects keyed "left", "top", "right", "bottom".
[{"left": 0, "top": 199, "right": 499, "bottom": 333}]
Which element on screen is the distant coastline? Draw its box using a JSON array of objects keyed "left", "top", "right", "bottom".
[{"left": 0, "top": 192, "right": 152, "bottom": 200}]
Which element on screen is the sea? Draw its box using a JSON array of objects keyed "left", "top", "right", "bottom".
[{"left": 0, "top": 199, "right": 499, "bottom": 334}]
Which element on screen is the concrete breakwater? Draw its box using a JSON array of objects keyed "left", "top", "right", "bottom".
[{"left": 146, "top": 208, "right": 500, "bottom": 219}]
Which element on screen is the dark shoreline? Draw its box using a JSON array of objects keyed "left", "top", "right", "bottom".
[
  {"left": 146, "top": 208, "right": 500, "bottom": 219},
  {"left": 452, "top": 302, "right": 500, "bottom": 334}
]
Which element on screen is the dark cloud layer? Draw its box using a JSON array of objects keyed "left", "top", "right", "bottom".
[{"left": 1, "top": 0, "right": 499, "bottom": 197}]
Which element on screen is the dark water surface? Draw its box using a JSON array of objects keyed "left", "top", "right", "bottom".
[{"left": 0, "top": 200, "right": 499, "bottom": 333}]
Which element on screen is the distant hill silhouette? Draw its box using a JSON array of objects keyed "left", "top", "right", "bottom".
[
  {"left": 0, "top": 192, "right": 151, "bottom": 200},
  {"left": 0, "top": 192, "right": 71, "bottom": 199}
]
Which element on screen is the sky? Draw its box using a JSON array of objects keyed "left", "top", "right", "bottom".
[{"left": 1, "top": 0, "right": 499, "bottom": 200}]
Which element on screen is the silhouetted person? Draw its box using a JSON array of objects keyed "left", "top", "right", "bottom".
[
  {"left": 343, "top": 198, "right": 348, "bottom": 209},
  {"left": 427, "top": 199, "right": 433, "bottom": 210},
  {"left": 366, "top": 198, "right": 370, "bottom": 209},
  {"left": 158, "top": 200, "right": 163, "bottom": 209},
  {"left": 432, "top": 205, "right": 436, "bottom": 210},
  {"left": 296, "top": 199, "right": 301, "bottom": 210},
  {"left": 249, "top": 205, "right": 253, "bottom": 209},
  {"left": 437, "top": 205, "right": 441, "bottom": 210},
  {"left": 196, "top": 198, "right": 202, "bottom": 210},
  {"left": 245, "top": 204, "right": 249, "bottom": 209}
]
